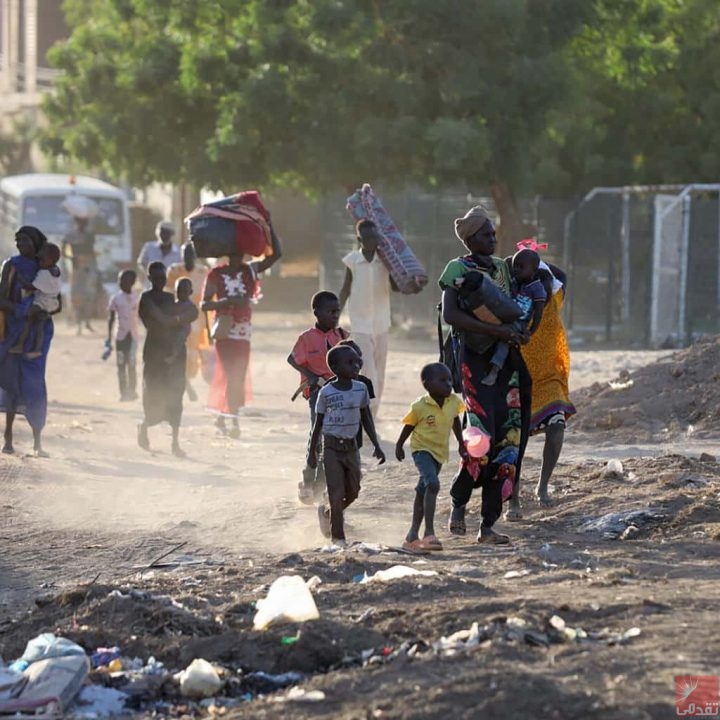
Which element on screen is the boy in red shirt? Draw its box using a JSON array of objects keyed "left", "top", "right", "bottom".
[{"left": 288, "top": 291, "right": 348, "bottom": 502}]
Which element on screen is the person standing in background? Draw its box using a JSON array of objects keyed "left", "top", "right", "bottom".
[
  {"left": 339, "top": 219, "right": 396, "bottom": 415},
  {"left": 62, "top": 215, "right": 99, "bottom": 334},
  {"left": 137, "top": 221, "right": 182, "bottom": 284}
]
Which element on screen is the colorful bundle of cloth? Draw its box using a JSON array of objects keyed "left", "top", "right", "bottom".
[
  {"left": 185, "top": 191, "right": 273, "bottom": 259},
  {"left": 346, "top": 183, "right": 428, "bottom": 294}
]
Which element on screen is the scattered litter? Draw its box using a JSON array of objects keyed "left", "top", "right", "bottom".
[
  {"left": 281, "top": 632, "right": 300, "bottom": 645},
  {"left": 355, "top": 607, "right": 376, "bottom": 623},
  {"left": 176, "top": 659, "right": 223, "bottom": 699},
  {"left": 253, "top": 576, "right": 320, "bottom": 630},
  {"left": 0, "top": 655, "right": 88, "bottom": 715},
  {"left": 244, "top": 671, "right": 304, "bottom": 692},
  {"left": 359, "top": 565, "right": 438, "bottom": 584},
  {"left": 603, "top": 459, "right": 624, "bottom": 479},
  {"left": 503, "top": 569, "right": 532, "bottom": 579},
  {"left": 10, "top": 634, "right": 86, "bottom": 672},
  {"left": 608, "top": 379, "right": 634, "bottom": 390},
  {"left": 580, "top": 508, "right": 665, "bottom": 539},
  {"left": 432, "top": 622, "right": 482, "bottom": 655},
  {"left": 277, "top": 687, "right": 326, "bottom": 702},
  {"left": 306, "top": 576, "right": 322, "bottom": 591},
  {"left": 71, "top": 684, "right": 128, "bottom": 717},
  {"left": 90, "top": 647, "right": 122, "bottom": 668}
]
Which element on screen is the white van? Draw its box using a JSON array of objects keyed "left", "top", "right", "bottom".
[{"left": 0, "top": 173, "right": 131, "bottom": 280}]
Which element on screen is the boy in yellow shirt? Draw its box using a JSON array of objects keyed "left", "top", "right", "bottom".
[{"left": 396, "top": 362, "right": 467, "bottom": 552}]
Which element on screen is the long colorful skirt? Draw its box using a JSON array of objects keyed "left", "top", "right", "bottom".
[
  {"left": 207, "top": 339, "right": 252, "bottom": 417},
  {"left": 449, "top": 339, "right": 531, "bottom": 528}
]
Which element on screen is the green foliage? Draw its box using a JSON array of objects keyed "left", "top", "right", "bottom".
[{"left": 41, "top": 0, "right": 720, "bottom": 201}]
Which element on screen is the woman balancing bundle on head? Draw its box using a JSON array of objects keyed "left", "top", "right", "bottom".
[{"left": 438, "top": 206, "right": 532, "bottom": 544}]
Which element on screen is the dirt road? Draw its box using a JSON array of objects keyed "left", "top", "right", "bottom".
[{"left": 1, "top": 313, "right": 718, "bottom": 717}]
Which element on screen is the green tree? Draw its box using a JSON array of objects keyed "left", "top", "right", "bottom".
[{"left": 46, "top": 0, "right": 715, "bottom": 248}]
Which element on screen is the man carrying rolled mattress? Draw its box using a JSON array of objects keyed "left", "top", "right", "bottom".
[{"left": 339, "top": 219, "right": 396, "bottom": 416}]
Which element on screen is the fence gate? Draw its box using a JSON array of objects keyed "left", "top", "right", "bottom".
[{"left": 650, "top": 194, "right": 688, "bottom": 346}]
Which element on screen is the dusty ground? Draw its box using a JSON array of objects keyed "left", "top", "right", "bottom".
[{"left": 1, "top": 312, "right": 718, "bottom": 718}]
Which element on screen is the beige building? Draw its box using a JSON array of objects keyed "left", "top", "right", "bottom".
[{"left": 0, "top": 0, "right": 67, "bottom": 117}]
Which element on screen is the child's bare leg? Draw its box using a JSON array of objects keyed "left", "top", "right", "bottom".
[
  {"left": 137, "top": 421, "right": 150, "bottom": 451},
  {"left": 128, "top": 363, "right": 137, "bottom": 398},
  {"left": 481, "top": 363, "right": 501, "bottom": 386},
  {"left": 9, "top": 320, "right": 32, "bottom": 354},
  {"left": 171, "top": 424, "right": 186, "bottom": 458},
  {"left": 422, "top": 484, "right": 439, "bottom": 538},
  {"left": 2, "top": 412, "right": 15, "bottom": 454},
  {"left": 227, "top": 416, "right": 240, "bottom": 439},
  {"left": 536, "top": 423, "right": 565, "bottom": 505},
  {"left": 26, "top": 316, "right": 47, "bottom": 358},
  {"left": 406, "top": 490, "right": 425, "bottom": 542}
]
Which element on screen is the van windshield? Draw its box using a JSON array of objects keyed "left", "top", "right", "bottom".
[{"left": 22, "top": 195, "right": 125, "bottom": 235}]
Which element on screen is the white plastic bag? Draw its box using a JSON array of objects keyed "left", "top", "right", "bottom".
[
  {"left": 176, "top": 658, "right": 222, "bottom": 698},
  {"left": 253, "top": 576, "right": 320, "bottom": 630},
  {"left": 359, "top": 565, "right": 438, "bottom": 584}
]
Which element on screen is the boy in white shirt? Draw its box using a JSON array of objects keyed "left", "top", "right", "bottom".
[
  {"left": 339, "top": 220, "right": 394, "bottom": 414},
  {"left": 107, "top": 269, "right": 140, "bottom": 401}
]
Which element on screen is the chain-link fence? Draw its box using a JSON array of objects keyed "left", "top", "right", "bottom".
[{"left": 318, "top": 186, "right": 720, "bottom": 347}]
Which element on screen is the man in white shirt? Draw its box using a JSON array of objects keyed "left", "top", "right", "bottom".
[
  {"left": 339, "top": 220, "right": 396, "bottom": 414},
  {"left": 137, "top": 221, "right": 182, "bottom": 285}
]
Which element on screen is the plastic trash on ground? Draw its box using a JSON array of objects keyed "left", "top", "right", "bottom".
[
  {"left": 253, "top": 576, "right": 320, "bottom": 631},
  {"left": 281, "top": 687, "right": 326, "bottom": 702},
  {"left": 176, "top": 659, "right": 223, "bottom": 699},
  {"left": 432, "top": 622, "right": 482, "bottom": 655},
  {"left": 72, "top": 685, "right": 128, "bottom": 717},
  {"left": 91, "top": 647, "right": 122, "bottom": 668},
  {"left": 0, "top": 655, "right": 89, "bottom": 715},
  {"left": 359, "top": 565, "right": 439, "bottom": 584},
  {"left": 11, "top": 634, "right": 86, "bottom": 671},
  {"left": 604, "top": 459, "right": 624, "bottom": 477}
]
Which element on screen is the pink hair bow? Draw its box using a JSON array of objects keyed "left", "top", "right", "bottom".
[{"left": 516, "top": 238, "right": 548, "bottom": 252}]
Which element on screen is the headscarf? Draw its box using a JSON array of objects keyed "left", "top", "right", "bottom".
[
  {"left": 454, "top": 205, "right": 492, "bottom": 242},
  {"left": 16, "top": 226, "right": 48, "bottom": 254}
]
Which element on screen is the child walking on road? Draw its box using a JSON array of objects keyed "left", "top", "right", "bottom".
[
  {"left": 288, "top": 291, "right": 349, "bottom": 503},
  {"left": 107, "top": 269, "right": 140, "bottom": 401},
  {"left": 307, "top": 345, "right": 385, "bottom": 546},
  {"left": 396, "top": 363, "right": 467, "bottom": 552}
]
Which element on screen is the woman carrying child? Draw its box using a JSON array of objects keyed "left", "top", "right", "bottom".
[
  {"left": 137, "top": 261, "right": 198, "bottom": 457},
  {"left": 201, "top": 223, "right": 282, "bottom": 438},
  {"left": 439, "top": 206, "right": 532, "bottom": 544},
  {"left": 0, "top": 226, "right": 60, "bottom": 456}
]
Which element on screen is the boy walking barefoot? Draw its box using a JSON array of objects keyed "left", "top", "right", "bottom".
[
  {"left": 107, "top": 269, "right": 140, "bottom": 401},
  {"left": 307, "top": 345, "right": 385, "bottom": 546},
  {"left": 288, "top": 291, "right": 348, "bottom": 503},
  {"left": 396, "top": 363, "right": 467, "bottom": 552}
]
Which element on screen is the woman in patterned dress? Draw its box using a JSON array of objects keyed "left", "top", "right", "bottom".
[{"left": 439, "top": 206, "right": 532, "bottom": 544}]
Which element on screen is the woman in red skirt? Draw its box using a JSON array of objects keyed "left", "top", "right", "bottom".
[{"left": 201, "top": 226, "right": 281, "bottom": 437}]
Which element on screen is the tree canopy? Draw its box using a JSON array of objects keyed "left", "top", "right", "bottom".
[{"left": 42, "top": 0, "right": 720, "bottom": 241}]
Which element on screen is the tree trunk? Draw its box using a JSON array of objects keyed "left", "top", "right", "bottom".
[{"left": 490, "top": 182, "right": 536, "bottom": 258}]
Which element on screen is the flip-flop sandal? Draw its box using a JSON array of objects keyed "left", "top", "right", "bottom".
[
  {"left": 420, "top": 535, "right": 444, "bottom": 551},
  {"left": 401, "top": 539, "right": 430, "bottom": 555}
]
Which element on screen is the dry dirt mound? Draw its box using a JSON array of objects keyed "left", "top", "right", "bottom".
[{"left": 573, "top": 335, "right": 720, "bottom": 441}]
